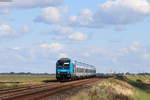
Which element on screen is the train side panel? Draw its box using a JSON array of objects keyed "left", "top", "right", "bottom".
[{"left": 74, "top": 61, "right": 96, "bottom": 79}]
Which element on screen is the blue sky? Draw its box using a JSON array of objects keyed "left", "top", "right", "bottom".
[{"left": 0, "top": 0, "right": 150, "bottom": 73}]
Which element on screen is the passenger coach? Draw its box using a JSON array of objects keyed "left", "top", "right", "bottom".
[{"left": 56, "top": 58, "right": 96, "bottom": 81}]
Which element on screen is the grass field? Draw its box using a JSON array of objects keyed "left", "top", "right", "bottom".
[
  {"left": 0, "top": 74, "right": 56, "bottom": 89},
  {"left": 69, "top": 75, "right": 150, "bottom": 100},
  {"left": 0, "top": 74, "right": 150, "bottom": 100}
]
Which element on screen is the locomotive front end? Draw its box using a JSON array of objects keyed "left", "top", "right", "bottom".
[{"left": 56, "top": 58, "right": 72, "bottom": 81}]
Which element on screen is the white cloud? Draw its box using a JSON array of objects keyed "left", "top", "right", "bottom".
[
  {"left": 96, "top": 0, "right": 150, "bottom": 24},
  {"left": 90, "top": 47, "right": 108, "bottom": 54},
  {"left": 50, "top": 26, "right": 73, "bottom": 40},
  {"left": 21, "top": 25, "right": 31, "bottom": 33},
  {"left": 0, "top": 24, "right": 16, "bottom": 37},
  {"left": 51, "top": 26, "right": 73, "bottom": 34},
  {"left": 49, "top": 26, "right": 88, "bottom": 41},
  {"left": 58, "top": 53, "right": 68, "bottom": 58},
  {"left": 68, "top": 32, "right": 87, "bottom": 41},
  {"left": 13, "top": 0, "right": 63, "bottom": 8},
  {"left": 39, "top": 43, "right": 64, "bottom": 51},
  {"left": 69, "top": 0, "right": 150, "bottom": 28},
  {"left": 117, "top": 48, "right": 130, "bottom": 56},
  {"left": 69, "top": 8, "right": 94, "bottom": 27},
  {"left": 112, "top": 57, "right": 118, "bottom": 64},
  {"left": 129, "top": 41, "right": 142, "bottom": 52},
  {"left": 0, "top": 0, "right": 63, "bottom": 15},
  {"left": 35, "top": 7, "right": 63, "bottom": 24},
  {"left": 0, "top": 24, "right": 31, "bottom": 39},
  {"left": 25, "top": 42, "right": 65, "bottom": 61},
  {"left": 117, "top": 42, "right": 142, "bottom": 56},
  {"left": 82, "top": 52, "right": 90, "bottom": 57},
  {"left": 142, "top": 53, "right": 150, "bottom": 59},
  {"left": 11, "top": 47, "right": 21, "bottom": 51}
]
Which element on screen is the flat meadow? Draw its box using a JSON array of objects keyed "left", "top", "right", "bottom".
[{"left": 0, "top": 74, "right": 56, "bottom": 89}]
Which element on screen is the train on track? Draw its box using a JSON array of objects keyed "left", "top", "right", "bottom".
[{"left": 56, "top": 58, "right": 96, "bottom": 81}]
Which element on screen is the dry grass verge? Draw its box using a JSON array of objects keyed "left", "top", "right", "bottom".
[{"left": 69, "top": 78, "right": 134, "bottom": 100}]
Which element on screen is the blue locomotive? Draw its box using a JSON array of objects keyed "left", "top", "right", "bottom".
[{"left": 56, "top": 58, "right": 96, "bottom": 81}]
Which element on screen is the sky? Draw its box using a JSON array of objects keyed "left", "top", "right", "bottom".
[{"left": 0, "top": 0, "right": 150, "bottom": 73}]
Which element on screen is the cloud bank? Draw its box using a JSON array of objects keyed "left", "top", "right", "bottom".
[{"left": 69, "top": 0, "right": 150, "bottom": 27}]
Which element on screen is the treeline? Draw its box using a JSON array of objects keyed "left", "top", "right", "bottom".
[
  {"left": 96, "top": 72, "right": 150, "bottom": 78},
  {"left": 0, "top": 72, "right": 55, "bottom": 75},
  {"left": 118, "top": 72, "right": 150, "bottom": 75},
  {"left": 97, "top": 72, "right": 150, "bottom": 76}
]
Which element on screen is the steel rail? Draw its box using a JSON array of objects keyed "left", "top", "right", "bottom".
[{"left": 0, "top": 78, "right": 99, "bottom": 100}]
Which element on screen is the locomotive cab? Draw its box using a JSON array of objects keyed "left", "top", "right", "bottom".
[{"left": 56, "top": 58, "right": 72, "bottom": 81}]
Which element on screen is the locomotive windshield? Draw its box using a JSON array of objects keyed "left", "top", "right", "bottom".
[{"left": 56, "top": 60, "right": 70, "bottom": 69}]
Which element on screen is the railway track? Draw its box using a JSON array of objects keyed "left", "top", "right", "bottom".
[
  {"left": 0, "top": 78, "right": 99, "bottom": 100},
  {"left": 0, "top": 82, "right": 60, "bottom": 96}
]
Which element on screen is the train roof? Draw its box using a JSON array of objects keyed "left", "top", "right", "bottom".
[
  {"left": 58, "top": 58, "right": 71, "bottom": 61},
  {"left": 57, "top": 58, "right": 96, "bottom": 69},
  {"left": 75, "top": 60, "right": 96, "bottom": 69}
]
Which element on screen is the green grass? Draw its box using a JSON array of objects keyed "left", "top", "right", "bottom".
[
  {"left": 134, "top": 89, "right": 150, "bottom": 100},
  {"left": 127, "top": 75, "right": 150, "bottom": 83},
  {"left": 125, "top": 75, "right": 150, "bottom": 100},
  {"left": 0, "top": 74, "right": 56, "bottom": 89}
]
